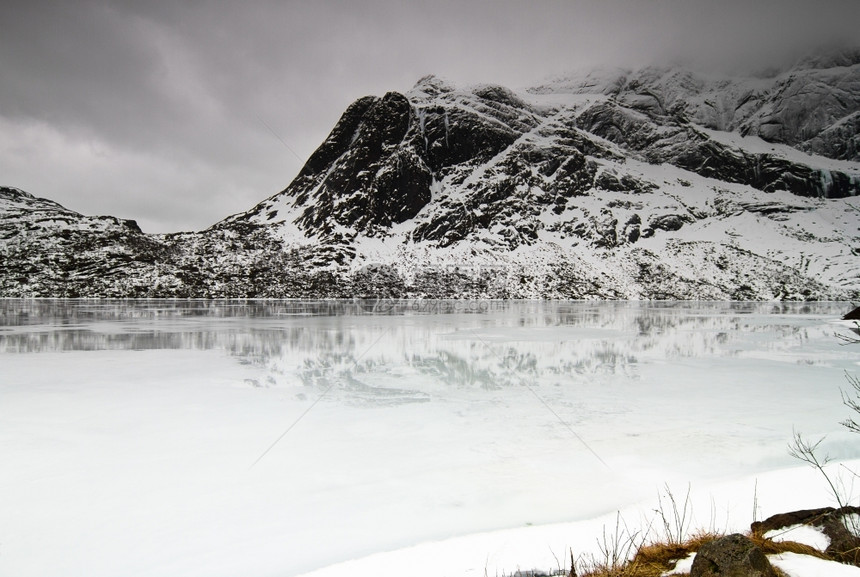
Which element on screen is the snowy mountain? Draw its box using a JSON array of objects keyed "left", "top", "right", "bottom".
[{"left": 2, "top": 51, "right": 860, "bottom": 299}]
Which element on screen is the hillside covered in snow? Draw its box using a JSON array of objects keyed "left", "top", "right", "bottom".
[{"left": 2, "top": 50, "right": 860, "bottom": 299}]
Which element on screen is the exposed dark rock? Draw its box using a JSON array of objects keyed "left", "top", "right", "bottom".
[
  {"left": 578, "top": 101, "right": 860, "bottom": 199},
  {"left": 804, "top": 112, "right": 860, "bottom": 161},
  {"left": 123, "top": 219, "right": 142, "bottom": 234},
  {"left": 844, "top": 305, "right": 860, "bottom": 320},
  {"left": 298, "top": 96, "right": 380, "bottom": 179},
  {"left": 593, "top": 209, "right": 619, "bottom": 248},
  {"left": 740, "top": 63, "right": 860, "bottom": 161},
  {"left": 690, "top": 534, "right": 777, "bottom": 577},
  {"left": 751, "top": 506, "right": 860, "bottom": 565},
  {"left": 623, "top": 214, "right": 642, "bottom": 243},
  {"left": 595, "top": 170, "right": 655, "bottom": 194},
  {"left": 650, "top": 214, "right": 690, "bottom": 232},
  {"left": 545, "top": 54, "right": 860, "bottom": 162},
  {"left": 291, "top": 91, "right": 432, "bottom": 234}
]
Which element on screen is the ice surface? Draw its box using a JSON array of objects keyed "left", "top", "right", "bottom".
[{"left": 1, "top": 300, "right": 858, "bottom": 577}]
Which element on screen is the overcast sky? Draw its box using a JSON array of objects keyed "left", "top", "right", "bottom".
[{"left": 2, "top": 0, "right": 858, "bottom": 233}]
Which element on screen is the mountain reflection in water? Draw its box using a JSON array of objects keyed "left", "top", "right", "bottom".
[{"left": 1, "top": 300, "right": 849, "bottom": 405}]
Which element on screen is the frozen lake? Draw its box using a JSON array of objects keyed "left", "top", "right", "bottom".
[{"left": 1, "top": 299, "right": 859, "bottom": 577}]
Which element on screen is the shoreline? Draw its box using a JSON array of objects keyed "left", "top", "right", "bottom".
[{"left": 296, "top": 460, "right": 860, "bottom": 577}]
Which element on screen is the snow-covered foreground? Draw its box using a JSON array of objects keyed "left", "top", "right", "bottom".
[
  {"left": 298, "top": 462, "right": 860, "bottom": 577},
  {"left": 1, "top": 300, "right": 858, "bottom": 577}
]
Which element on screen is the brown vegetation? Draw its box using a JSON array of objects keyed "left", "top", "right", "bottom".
[{"left": 569, "top": 523, "right": 850, "bottom": 577}]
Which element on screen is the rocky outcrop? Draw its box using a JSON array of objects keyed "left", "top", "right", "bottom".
[
  {"left": 743, "top": 49, "right": 860, "bottom": 161},
  {"left": 576, "top": 102, "right": 860, "bottom": 199},
  {"left": 690, "top": 534, "right": 777, "bottom": 577},
  {"left": 751, "top": 506, "right": 860, "bottom": 565},
  {"left": 0, "top": 187, "right": 180, "bottom": 297},
  {"left": 289, "top": 92, "right": 432, "bottom": 235},
  {"left": 538, "top": 49, "right": 860, "bottom": 162}
]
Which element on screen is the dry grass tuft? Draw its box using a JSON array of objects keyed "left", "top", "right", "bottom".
[
  {"left": 748, "top": 533, "right": 831, "bottom": 561},
  {"left": 572, "top": 530, "right": 838, "bottom": 577},
  {"left": 575, "top": 532, "right": 721, "bottom": 577}
]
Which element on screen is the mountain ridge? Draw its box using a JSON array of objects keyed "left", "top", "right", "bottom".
[{"left": 2, "top": 54, "right": 859, "bottom": 299}]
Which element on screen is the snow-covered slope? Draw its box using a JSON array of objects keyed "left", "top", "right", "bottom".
[{"left": 2, "top": 52, "right": 859, "bottom": 299}]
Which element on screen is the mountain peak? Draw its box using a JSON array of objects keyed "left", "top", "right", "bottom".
[
  {"left": 2, "top": 57, "right": 859, "bottom": 299},
  {"left": 410, "top": 74, "right": 455, "bottom": 98}
]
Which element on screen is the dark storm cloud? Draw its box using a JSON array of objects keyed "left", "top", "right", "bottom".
[{"left": 1, "top": 0, "right": 858, "bottom": 232}]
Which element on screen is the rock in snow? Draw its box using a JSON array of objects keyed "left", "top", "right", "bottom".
[
  {"left": 1, "top": 52, "right": 859, "bottom": 299},
  {"left": 689, "top": 534, "right": 777, "bottom": 577}
]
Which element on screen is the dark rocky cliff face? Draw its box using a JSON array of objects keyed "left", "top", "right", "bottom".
[
  {"left": 290, "top": 92, "right": 432, "bottom": 235},
  {"left": 2, "top": 52, "right": 859, "bottom": 299}
]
